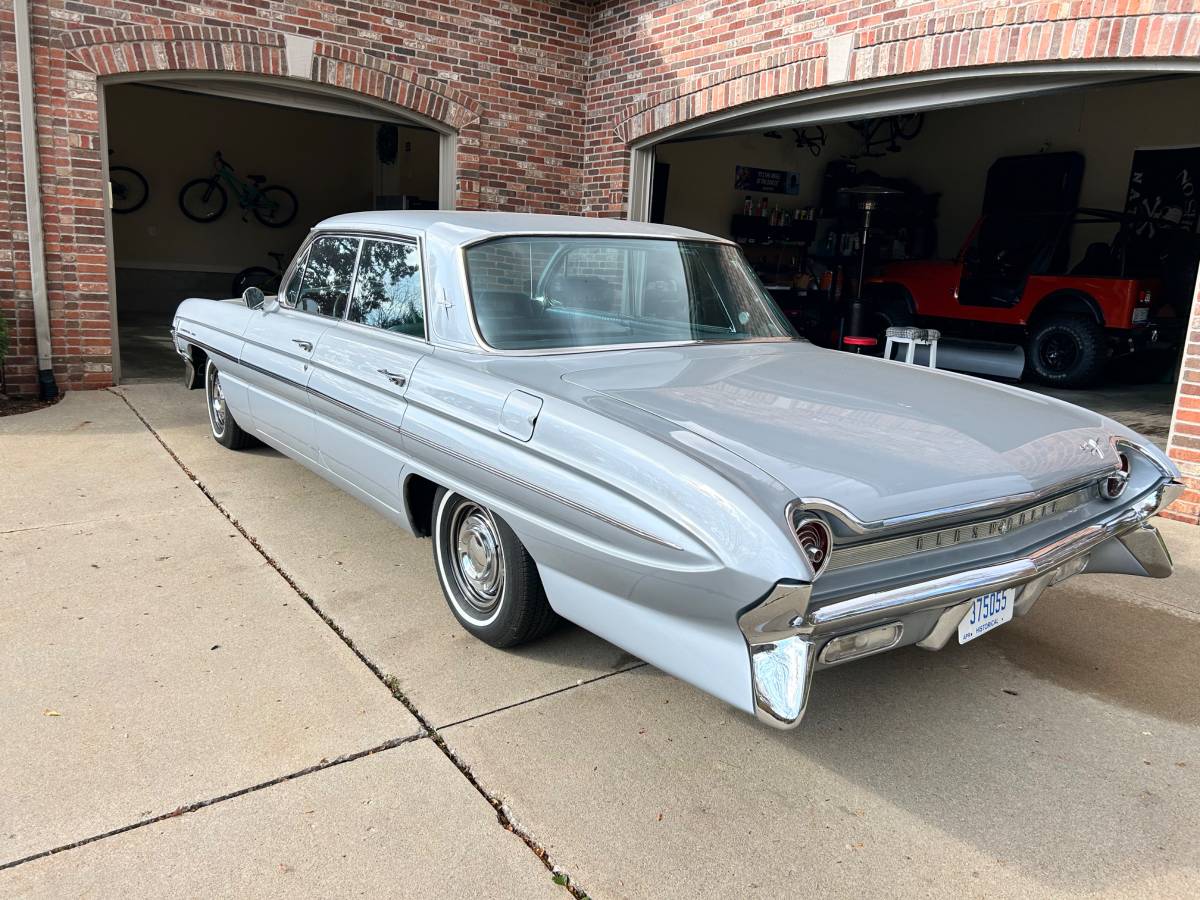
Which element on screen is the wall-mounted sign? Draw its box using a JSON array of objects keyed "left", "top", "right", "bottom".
[{"left": 734, "top": 165, "right": 801, "bottom": 195}]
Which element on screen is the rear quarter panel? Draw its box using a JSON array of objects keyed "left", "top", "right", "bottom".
[{"left": 402, "top": 347, "right": 809, "bottom": 713}]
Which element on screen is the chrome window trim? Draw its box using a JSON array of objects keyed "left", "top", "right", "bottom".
[
  {"left": 344, "top": 234, "right": 430, "bottom": 342},
  {"left": 277, "top": 236, "right": 315, "bottom": 307},
  {"left": 286, "top": 233, "right": 364, "bottom": 322},
  {"left": 182, "top": 336, "right": 680, "bottom": 551},
  {"left": 455, "top": 236, "right": 800, "bottom": 357},
  {"left": 456, "top": 230, "right": 737, "bottom": 250}
]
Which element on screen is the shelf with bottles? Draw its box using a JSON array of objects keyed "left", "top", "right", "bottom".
[{"left": 731, "top": 213, "right": 817, "bottom": 246}]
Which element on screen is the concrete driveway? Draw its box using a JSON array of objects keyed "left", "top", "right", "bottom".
[{"left": 2, "top": 385, "right": 1198, "bottom": 898}]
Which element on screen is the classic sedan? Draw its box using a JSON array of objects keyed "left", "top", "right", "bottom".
[{"left": 172, "top": 211, "right": 1182, "bottom": 729}]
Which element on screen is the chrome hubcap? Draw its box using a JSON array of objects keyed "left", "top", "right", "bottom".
[
  {"left": 450, "top": 503, "right": 504, "bottom": 615},
  {"left": 208, "top": 367, "right": 227, "bottom": 434}
]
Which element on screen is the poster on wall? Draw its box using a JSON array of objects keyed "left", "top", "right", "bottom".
[
  {"left": 734, "top": 165, "right": 801, "bottom": 195},
  {"left": 1123, "top": 145, "right": 1200, "bottom": 269}
]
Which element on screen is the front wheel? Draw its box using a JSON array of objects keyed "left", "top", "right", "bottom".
[
  {"left": 432, "top": 489, "right": 560, "bottom": 648},
  {"left": 205, "top": 360, "right": 255, "bottom": 449},
  {"left": 180, "top": 177, "right": 228, "bottom": 223},
  {"left": 253, "top": 186, "right": 298, "bottom": 228},
  {"left": 1026, "top": 314, "right": 1106, "bottom": 388}
]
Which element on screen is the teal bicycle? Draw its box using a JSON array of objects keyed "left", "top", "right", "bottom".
[{"left": 179, "top": 151, "right": 298, "bottom": 228}]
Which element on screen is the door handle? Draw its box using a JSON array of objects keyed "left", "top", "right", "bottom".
[
  {"left": 292, "top": 339, "right": 314, "bottom": 352},
  {"left": 378, "top": 368, "right": 407, "bottom": 387}
]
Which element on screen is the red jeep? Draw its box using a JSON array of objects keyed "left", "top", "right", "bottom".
[{"left": 865, "top": 209, "right": 1177, "bottom": 387}]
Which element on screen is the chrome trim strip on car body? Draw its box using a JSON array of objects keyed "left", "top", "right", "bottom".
[
  {"left": 306, "top": 386, "right": 404, "bottom": 434},
  {"left": 740, "top": 475, "right": 1178, "bottom": 730},
  {"left": 794, "top": 468, "right": 1116, "bottom": 538},
  {"left": 802, "top": 439, "right": 1175, "bottom": 542},
  {"left": 178, "top": 335, "right": 682, "bottom": 551},
  {"left": 806, "top": 478, "right": 1176, "bottom": 630},
  {"left": 401, "top": 428, "right": 685, "bottom": 551},
  {"left": 827, "top": 484, "right": 1095, "bottom": 571}
]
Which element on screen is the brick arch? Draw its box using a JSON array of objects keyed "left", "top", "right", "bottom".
[
  {"left": 616, "top": 10, "right": 1200, "bottom": 143},
  {"left": 62, "top": 25, "right": 480, "bottom": 131}
]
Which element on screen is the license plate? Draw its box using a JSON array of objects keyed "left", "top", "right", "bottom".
[{"left": 958, "top": 588, "right": 1015, "bottom": 644}]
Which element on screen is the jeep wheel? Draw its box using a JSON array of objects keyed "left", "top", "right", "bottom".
[{"left": 1026, "top": 315, "right": 1106, "bottom": 388}]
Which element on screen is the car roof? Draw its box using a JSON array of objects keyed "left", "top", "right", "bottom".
[{"left": 312, "top": 210, "right": 731, "bottom": 246}]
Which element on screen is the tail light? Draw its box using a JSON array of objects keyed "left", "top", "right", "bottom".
[
  {"left": 792, "top": 515, "right": 832, "bottom": 576},
  {"left": 1101, "top": 452, "right": 1130, "bottom": 500},
  {"left": 1138, "top": 290, "right": 1153, "bottom": 305}
]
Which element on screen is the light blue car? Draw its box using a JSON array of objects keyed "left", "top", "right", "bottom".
[{"left": 173, "top": 212, "right": 1182, "bottom": 729}]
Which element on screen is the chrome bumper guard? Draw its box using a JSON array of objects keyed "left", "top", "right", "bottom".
[{"left": 739, "top": 478, "right": 1182, "bottom": 730}]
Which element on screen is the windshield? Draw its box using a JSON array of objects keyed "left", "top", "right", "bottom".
[{"left": 463, "top": 237, "right": 796, "bottom": 351}]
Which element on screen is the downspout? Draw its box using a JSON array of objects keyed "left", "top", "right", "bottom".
[{"left": 14, "top": 0, "right": 58, "bottom": 399}]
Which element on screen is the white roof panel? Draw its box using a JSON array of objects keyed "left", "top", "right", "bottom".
[{"left": 314, "top": 210, "right": 728, "bottom": 246}]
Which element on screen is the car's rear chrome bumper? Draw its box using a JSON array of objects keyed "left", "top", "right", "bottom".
[{"left": 738, "top": 478, "right": 1183, "bottom": 730}]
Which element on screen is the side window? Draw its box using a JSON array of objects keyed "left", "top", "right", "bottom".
[
  {"left": 347, "top": 239, "right": 424, "bottom": 337},
  {"left": 295, "top": 236, "right": 360, "bottom": 318},
  {"left": 282, "top": 248, "right": 309, "bottom": 305}
]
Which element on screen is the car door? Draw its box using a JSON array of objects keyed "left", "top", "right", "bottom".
[
  {"left": 307, "top": 235, "right": 430, "bottom": 518},
  {"left": 240, "top": 234, "right": 360, "bottom": 463}
]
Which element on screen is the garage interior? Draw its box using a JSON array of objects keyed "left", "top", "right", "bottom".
[
  {"left": 648, "top": 75, "right": 1200, "bottom": 447},
  {"left": 104, "top": 83, "right": 441, "bottom": 382}
]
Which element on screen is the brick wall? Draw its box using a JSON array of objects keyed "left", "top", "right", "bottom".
[{"left": 0, "top": 0, "right": 589, "bottom": 396}]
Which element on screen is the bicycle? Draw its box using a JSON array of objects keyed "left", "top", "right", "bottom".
[
  {"left": 179, "top": 151, "right": 298, "bottom": 228},
  {"left": 846, "top": 113, "right": 924, "bottom": 158},
  {"left": 231, "top": 250, "right": 290, "bottom": 297},
  {"left": 108, "top": 150, "right": 149, "bottom": 214}
]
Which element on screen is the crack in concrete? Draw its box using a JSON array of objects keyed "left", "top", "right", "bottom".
[
  {"left": 0, "top": 735, "right": 422, "bottom": 872},
  {"left": 108, "top": 388, "right": 590, "bottom": 899},
  {"left": 438, "top": 662, "right": 647, "bottom": 731}
]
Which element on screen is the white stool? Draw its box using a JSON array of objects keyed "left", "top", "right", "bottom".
[{"left": 884, "top": 326, "right": 940, "bottom": 368}]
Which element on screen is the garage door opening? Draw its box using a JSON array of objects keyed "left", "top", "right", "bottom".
[
  {"left": 640, "top": 73, "right": 1200, "bottom": 447},
  {"left": 102, "top": 81, "right": 447, "bottom": 383}
]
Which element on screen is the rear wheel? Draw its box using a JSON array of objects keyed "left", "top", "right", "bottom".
[
  {"left": 206, "top": 360, "right": 255, "bottom": 449},
  {"left": 1026, "top": 314, "right": 1106, "bottom": 388},
  {"left": 432, "top": 488, "right": 560, "bottom": 648}
]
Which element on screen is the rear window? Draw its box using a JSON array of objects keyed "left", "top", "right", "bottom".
[{"left": 463, "top": 237, "right": 795, "bottom": 351}]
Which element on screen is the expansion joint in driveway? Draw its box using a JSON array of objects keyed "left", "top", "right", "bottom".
[
  {"left": 110, "top": 389, "right": 591, "bottom": 899},
  {"left": 0, "top": 735, "right": 420, "bottom": 872}
]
